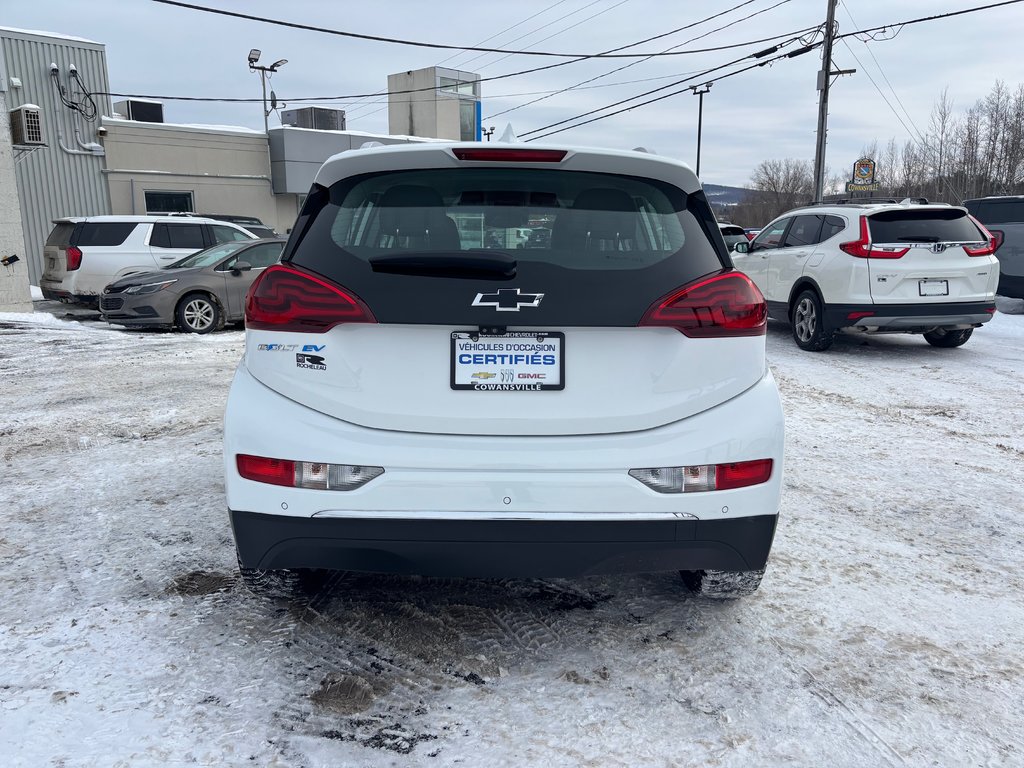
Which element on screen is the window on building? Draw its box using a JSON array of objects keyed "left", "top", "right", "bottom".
[
  {"left": 145, "top": 191, "right": 194, "bottom": 213},
  {"left": 460, "top": 100, "right": 478, "bottom": 142}
]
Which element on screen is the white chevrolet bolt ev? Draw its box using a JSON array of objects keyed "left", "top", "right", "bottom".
[{"left": 223, "top": 143, "right": 785, "bottom": 598}]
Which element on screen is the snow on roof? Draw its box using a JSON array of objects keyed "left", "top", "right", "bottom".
[
  {"left": 271, "top": 125, "right": 447, "bottom": 143},
  {"left": 101, "top": 116, "right": 264, "bottom": 136},
  {"left": 0, "top": 26, "right": 102, "bottom": 46}
]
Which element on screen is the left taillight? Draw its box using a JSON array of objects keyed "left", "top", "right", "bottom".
[
  {"left": 638, "top": 270, "right": 767, "bottom": 338},
  {"left": 65, "top": 246, "right": 83, "bottom": 271},
  {"left": 245, "top": 264, "right": 376, "bottom": 332},
  {"left": 839, "top": 216, "right": 908, "bottom": 259},
  {"left": 236, "top": 454, "right": 384, "bottom": 491}
]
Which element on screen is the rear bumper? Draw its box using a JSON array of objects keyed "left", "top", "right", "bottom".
[
  {"left": 825, "top": 301, "right": 996, "bottom": 331},
  {"left": 40, "top": 286, "right": 98, "bottom": 307},
  {"left": 230, "top": 510, "right": 778, "bottom": 577}
]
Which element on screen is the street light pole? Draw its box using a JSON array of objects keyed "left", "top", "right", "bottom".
[
  {"left": 247, "top": 49, "right": 287, "bottom": 135},
  {"left": 691, "top": 83, "right": 712, "bottom": 177}
]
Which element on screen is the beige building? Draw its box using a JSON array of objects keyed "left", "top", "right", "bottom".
[{"left": 102, "top": 118, "right": 300, "bottom": 232}]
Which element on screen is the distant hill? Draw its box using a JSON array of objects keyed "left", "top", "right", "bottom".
[{"left": 703, "top": 183, "right": 754, "bottom": 206}]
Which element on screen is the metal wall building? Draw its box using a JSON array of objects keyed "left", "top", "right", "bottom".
[{"left": 1, "top": 27, "right": 112, "bottom": 283}]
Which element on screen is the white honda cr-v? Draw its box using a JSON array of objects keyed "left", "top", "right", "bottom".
[{"left": 223, "top": 143, "right": 785, "bottom": 598}]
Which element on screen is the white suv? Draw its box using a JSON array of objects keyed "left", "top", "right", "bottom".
[
  {"left": 733, "top": 200, "right": 999, "bottom": 350},
  {"left": 41, "top": 215, "right": 257, "bottom": 306},
  {"left": 223, "top": 143, "right": 785, "bottom": 599}
]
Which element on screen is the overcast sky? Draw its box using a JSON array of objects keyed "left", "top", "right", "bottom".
[{"left": 5, "top": 0, "right": 1022, "bottom": 187}]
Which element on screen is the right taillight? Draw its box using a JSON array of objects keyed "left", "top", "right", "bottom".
[
  {"left": 965, "top": 216, "right": 999, "bottom": 256},
  {"left": 66, "top": 246, "right": 83, "bottom": 271},
  {"left": 839, "top": 215, "right": 908, "bottom": 259},
  {"left": 639, "top": 270, "right": 766, "bottom": 338},
  {"left": 245, "top": 264, "right": 376, "bottom": 332},
  {"left": 629, "top": 459, "right": 773, "bottom": 493}
]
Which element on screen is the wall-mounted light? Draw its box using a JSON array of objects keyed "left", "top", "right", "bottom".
[{"left": 1, "top": 254, "right": 20, "bottom": 267}]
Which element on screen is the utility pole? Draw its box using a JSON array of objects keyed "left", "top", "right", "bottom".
[
  {"left": 812, "top": 0, "right": 838, "bottom": 202},
  {"left": 691, "top": 83, "right": 712, "bottom": 177}
]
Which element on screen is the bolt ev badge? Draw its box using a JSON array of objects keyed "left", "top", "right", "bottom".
[{"left": 472, "top": 288, "right": 544, "bottom": 312}]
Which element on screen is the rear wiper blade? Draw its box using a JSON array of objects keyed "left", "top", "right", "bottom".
[{"left": 369, "top": 251, "right": 517, "bottom": 279}]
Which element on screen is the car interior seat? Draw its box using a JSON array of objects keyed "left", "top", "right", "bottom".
[{"left": 377, "top": 185, "right": 461, "bottom": 250}]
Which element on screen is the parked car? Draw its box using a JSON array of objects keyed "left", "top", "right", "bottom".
[
  {"left": 41, "top": 215, "right": 258, "bottom": 307},
  {"left": 962, "top": 195, "right": 1024, "bottom": 299},
  {"left": 224, "top": 142, "right": 785, "bottom": 599},
  {"left": 732, "top": 200, "right": 999, "bottom": 351},
  {"left": 100, "top": 238, "right": 285, "bottom": 333},
  {"left": 744, "top": 228, "right": 761, "bottom": 241},
  {"left": 718, "top": 223, "right": 747, "bottom": 252},
  {"left": 199, "top": 213, "right": 280, "bottom": 240}
]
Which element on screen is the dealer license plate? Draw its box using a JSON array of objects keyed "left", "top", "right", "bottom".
[
  {"left": 451, "top": 331, "right": 564, "bottom": 391},
  {"left": 919, "top": 279, "right": 949, "bottom": 297}
]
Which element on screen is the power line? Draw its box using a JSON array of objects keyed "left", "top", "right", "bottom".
[
  {"left": 343, "top": 0, "right": 582, "bottom": 120},
  {"left": 834, "top": 0, "right": 1024, "bottom": 41},
  {"left": 455, "top": 0, "right": 623, "bottom": 72},
  {"left": 95, "top": 28, "right": 817, "bottom": 104},
  {"left": 347, "top": 0, "right": 626, "bottom": 121},
  {"left": 521, "top": 0, "right": 1024, "bottom": 141},
  {"left": 524, "top": 43, "right": 820, "bottom": 141},
  {"left": 520, "top": 34, "right": 817, "bottom": 139},
  {"left": 485, "top": 0, "right": 792, "bottom": 121},
  {"left": 149, "top": 0, "right": 821, "bottom": 59}
]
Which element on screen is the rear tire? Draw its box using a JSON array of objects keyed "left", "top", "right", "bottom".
[
  {"left": 176, "top": 293, "right": 222, "bottom": 334},
  {"left": 923, "top": 327, "right": 973, "bottom": 348},
  {"left": 791, "top": 290, "right": 834, "bottom": 351},
  {"left": 680, "top": 568, "right": 765, "bottom": 599}
]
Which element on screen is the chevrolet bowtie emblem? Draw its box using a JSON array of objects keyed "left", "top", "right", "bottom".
[{"left": 472, "top": 288, "right": 544, "bottom": 312}]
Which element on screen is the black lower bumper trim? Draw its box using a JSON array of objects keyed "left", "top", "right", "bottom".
[
  {"left": 824, "top": 300, "right": 995, "bottom": 330},
  {"left": 229, "top": 511, "right": 778, "bottom": 578}
]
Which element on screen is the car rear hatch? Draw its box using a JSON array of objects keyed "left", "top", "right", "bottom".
[
  {"left": 858, "top": 208, "right": 997, "bottom": 303},
  {"left": 41, "top": 220, "right": 79, "bottom": 283},
  {"left": 243, "top": 147, "right": 767, "bottom": 436}
]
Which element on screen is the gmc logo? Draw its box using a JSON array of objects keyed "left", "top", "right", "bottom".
[{"left": 518, "top": 373, "right": 546, "bottom": 380}]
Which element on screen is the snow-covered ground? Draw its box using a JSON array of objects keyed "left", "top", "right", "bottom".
[{"left": 1, "top": 299, "right": 1022, "bottom": 767}]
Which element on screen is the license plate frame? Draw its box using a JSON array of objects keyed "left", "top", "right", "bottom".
[
  {"left": 918, "top": 279, "right": 949, "bottom": 297},
  {"left": 451, "top": 331, "right": 565, "bottom": 391}
]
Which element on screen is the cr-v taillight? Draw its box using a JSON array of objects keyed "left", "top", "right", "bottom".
[
  {"left": 639, "top": 270, "right": 767, "bottom": 338},
  {"left": 66, "top": 246, "right": 83, "bottom": 271},
  {"left": 965, "top": 216, "right": 999, "bottom": 256},
  {"left": 839, "top": 215, "right": 908, "bottom": 259},
  {"left": 245, "top": 264, "right": 376, "bottom": 332}
]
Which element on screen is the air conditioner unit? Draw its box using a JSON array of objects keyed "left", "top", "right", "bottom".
[
  {"left": 10, "top": 104, "right": 45, "bottom": 145},
  {"left": 281, "top": 106, "right": 346, "bottom": 131},
  {"left": 113, "top": 99, "right": 164, "bottom": 123}
]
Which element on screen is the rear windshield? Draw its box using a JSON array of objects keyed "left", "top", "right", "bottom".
[
  {"left": 286, "top": 168, "right": 725, "bottom": 326},
  {"left": 868, "top": 209, "right": 983, "bottom": 243},
  {"left": 45, "top": 222, "right": 76, "bottom": 248},
  {"left": 72, "top": 222, "right": 138, "bottom": 247},
  {"left": 291, "top": 169, "right": 720, "bottom": 270},
  {"left": 719, "top": 226, "right": 745, "bottom": 237},
  {"left": 964, "top": 199, "right": 1024, "bottom": 224}
]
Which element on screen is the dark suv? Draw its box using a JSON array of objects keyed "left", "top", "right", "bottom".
[{"left": 963, "top": 196, "right": 1024, "bottom": 298}]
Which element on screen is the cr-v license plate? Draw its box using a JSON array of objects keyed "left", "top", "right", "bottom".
[{"left": 451, "top": 331, "right": 565, "bottom": 391}]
